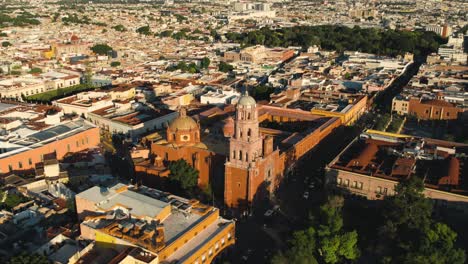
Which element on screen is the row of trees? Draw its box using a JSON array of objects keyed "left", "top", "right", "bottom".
[
  {"left": 225, "top": 25, "right": 445, "bottom": 57},
  {"left": 0, "top": 12, "right": 40, "bottom": 27},
  {"left": 273, "top": 177, "right": 466, "bottom": 264},
  {"left": 166, "top": 57, "right": 210, "bottom": 73},
  {"left": 25, "top": 83, "right": 95, "bottom": 103}
]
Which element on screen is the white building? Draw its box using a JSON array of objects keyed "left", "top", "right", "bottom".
[{"left": 200, "top": 88, "right": 241, "bottom": 105}]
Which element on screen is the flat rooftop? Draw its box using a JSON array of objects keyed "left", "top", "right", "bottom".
[
  {"left": 0, "top": 119, "right": 97, "bottom": 159},
  {"left": 90, "top": 106, "right": 175, "bottom": 126},
  {"left": 79, "top": 183, "right": 233, "bottom": 260}
]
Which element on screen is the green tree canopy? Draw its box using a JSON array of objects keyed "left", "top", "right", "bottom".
[
  {"left": 110, "top": 61, "right": 121, "bottom": 67},
  {"left": 225, "top": 25, "right": 445, "bottom": 57},
  {"left": 218, "top": 61, "right": 234, "bottom": 73},
  {"left": 8, "top": 253, "right": 50, "bottom": 264},
  {"left": 378, "top": 176, "right": 466, "bottom": 264},
  {"left": 168, "top": 159, "right": 199, "bottom": 191},
  {"left": 29, "top": 67, "right": 42, "bottom": 74},
  {"left": 272, "top": 196, "right": 359, "bottom": 264},
  {"left": 90, "top": 44, "right": 113, "bottom": 55},
  {"left": 136, "top": 25, "right": 151, "bottom": 35},
  {"left": 200, "top": 57, "right": 210, "bottom": 69},
  {"left": 2, "top": 41, "right": 12, "bottom": 47},
  {"left": 112, "top": 24, "right": 126, "bottom": 32}
]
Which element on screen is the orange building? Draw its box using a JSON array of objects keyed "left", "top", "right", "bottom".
[
  {"left": 134, "top": 95, "right": 342, "bottom": 213},
  {"left": 134, "top": 108, "right": 225, "bottom": 188},
  {"left": 407, "top": 98, "right": 464, "bottom": 120},
  {"left": 325, "top": 131, "right": 468, "bottom": 213},
  {"left": 224, "top": 95, "right": 280, "bottom": 209},
  {"left": 76, "top": 183, "right": 235, "bottom": 264},
  {"left": 0, "top": 119, "right": 100, "bottom": 175}
]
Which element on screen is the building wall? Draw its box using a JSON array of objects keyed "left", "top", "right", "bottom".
[
  {"left": 179, "top": 221, "right": 235, "bottom": 264},
  {"left": 311, "top": 96, "right": 367, "bottom": 125},
  {"left": 149, "top": 144, "right": 224, "bottom": 188},
  {"left": 326, "top": 168, "right": 468, "bottom": 213},
  {"left": 392, "top": 97, "right": 409, "bottom": 115},
  {"left": 0, "top": 127, "right": 100, "bottom": 174},
  {"left": 408, "top": 98, "right": 463, "bottom": 120},
  {"left": 88, "top": 111, "right": 177, "bottom": 139}
]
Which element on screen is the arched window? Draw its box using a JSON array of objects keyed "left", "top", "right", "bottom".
[
  {"left": 239, "top": 150, "right": 243, "bottom": 161},
  {"left": 233, "top": 151, "right": 236, "bottom": 159},
  {"left": 248, "top": 112, "right": 251, "bottom": 120},
  {"left": 247, "top": 128, "right": 251, "bottom": 137},
  {"left": 245, "top": 153, "right": 249, "bottom": 162}
]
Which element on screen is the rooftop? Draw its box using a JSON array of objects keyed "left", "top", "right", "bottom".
[{"left": 330, "top": 131, "right": 468, "bottom": 195}]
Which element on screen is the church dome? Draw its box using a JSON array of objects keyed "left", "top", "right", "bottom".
[
  {"left": 238, "top": 93, "right": 256, "bottom": 106},
  {"left": 168, "top": 108, "right": 198, "bottom": 131}
]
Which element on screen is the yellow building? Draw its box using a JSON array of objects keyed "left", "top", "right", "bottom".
[
  {"left": 76, "top": 183, "right": 235, "bottom": 264},
  {"left": 311, "top": 95, "right": 368, "bottom": 125}
]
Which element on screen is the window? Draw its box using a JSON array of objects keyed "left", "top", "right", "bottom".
[
  {"left": 337, "top": 178, "right": 342, "bottom": 185},
  {"left": 377, "top": 186, "right": 382, "bottom": 194},
  {"left": 237, "top": 182, "right": 241, "bottom": 188},
  {"left": 76, "top": 141, "right": 79, "bottom": 147},
  {"left": 245, "top": 153, "right": 249, "bottom": 162},
  {"left": 8, "top": 164, "right": 12, "bottom": 172},
  {"left": 82, "top": 139, "right": 85, "bottom": 145},
  {"left": 67, "top": 144, "right": 71, "bottom": 152},
  {"left": 28, "top": 158, "right": 32, "bottom": 165},
  {"left": 221, "top": 238, "right": 225, "bottom": 245},
  {"left": 233, "top": 151, "right": 236, "bottom": 159},
  {"left": 383, "top": 188, "right": 388, "bottom": 195},
  {"left": 239, "top": 150, "right": 243, "bottom": 161},
  {"left": 352, "top": 181, "right": 357, "bottom": 188},
  {"left": 18, "top": 161, "right": 23, "bottom": 169},
  {"left": 357, "top": 182, "right": 363, "bottom": 190},
  {"left": 86, "top": 136, "right": 89, "bottom": 144},
  {"left": 344, "top": 179, "right": 349, "bottom": 186},
  {"left": 247, "top": 128, "right": 251, "bottom": 137}
]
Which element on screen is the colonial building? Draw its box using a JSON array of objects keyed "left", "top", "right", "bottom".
[
  {"left": 224, "top": 94, "right": 280, "bottom": 208},
  {"left": 135, "top": 108, "right": 225, "bottom": 188},
  {"left": 133, "top": 94, "right": 343, "bottom": 212}
]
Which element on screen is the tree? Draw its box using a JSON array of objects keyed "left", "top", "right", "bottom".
[
  {"left": 314, "top": 196, "right": 360, "bottom": 264},
  {"left": 112, "top": 24, "right": 126, "bottom": 32},
  {"left": 90, "top": 44, "right": 113, "bottom": 55},
  {"left": 159, "top": 30, "right": 173, "bottom": 37},
  {"left": 8, "top": 253, "right": 50, "bottom": 264},
  {"left": 29, "top": 67, "right": 42, "bottom": 74},
  {"left": 2, "top": 41, "right": 12, "bottom": 47},
  {"left": 272, "top": 196, "right": 359, "bottom": 264},
  {"left": 272, "top": 227, "right": 318, "bottom": 264},
  {"left": 378, "top": 176, "right": 466, "bottom": 264},
  {"left": 136, "top": 25, "right": 151, "bottom": 35},
  {"left": 218, "top": 61, "right": 234, "bottom": 73},
  {"left": 110, "top": 61, "right": 121, "bottom": 67},
  {"left": 200, "top": 57, "right": 210, "bottom": 69},
  {"left": 168, "top": 159, "right": 199, "bottom": 191},
  {"left": 251, "top": 85, "right": 275, "bottom": 101}
]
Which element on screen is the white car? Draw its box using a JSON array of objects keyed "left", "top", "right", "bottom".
[
  {"left": 264, "top": 209, "right": 274, "bottom": 217},
  {"left": 303, "top": 191, "right": 309, "bottom": 199}
]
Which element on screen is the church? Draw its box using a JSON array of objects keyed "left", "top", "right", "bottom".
[{"left": 133, "top": 93, "right": 342, "bottom": 211}]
